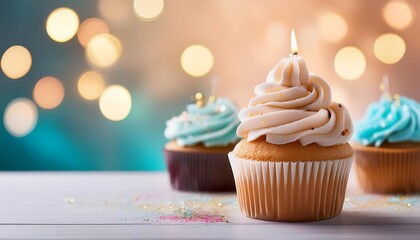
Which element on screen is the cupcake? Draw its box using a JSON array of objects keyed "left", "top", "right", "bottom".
[
  {"left": 164, "top": 93, "right": 241, "bottom": 192},
  {"left": 353, "top": 84, "right": 420, "bottom": 194},
  {"left": 229, "top": 34, "right": 354, "bottom": 221}
]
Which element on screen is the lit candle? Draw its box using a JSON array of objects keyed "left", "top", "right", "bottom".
[
  {"left": 208, "top": 76, "right": 219, "bottom": 103},
  {"left": 267, "top": 29, "right": 308, "bottom": 86},
  {"left": 291, "top": 29, "right": 299, "bottom": 55},
  {"left": 380, "top": 74, "right": 391, "bottom": 100},
  {"left": 379, "top": 75, "right": 401, "bottom": 106},
  {"left": 276, "top": 29, "right": 308, "bottom": 86}
]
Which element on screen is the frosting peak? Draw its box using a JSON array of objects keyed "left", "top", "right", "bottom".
[
  {"left": 267, "top": 55, "right": 309, "bottom": 86},
  {"left": 237, "top": 55, "right": 353, "bottom": 147}
]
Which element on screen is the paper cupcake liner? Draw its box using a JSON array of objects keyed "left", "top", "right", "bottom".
[
  {"left": 164, "top": 149, "right": 236, "bottom": 192},
  {"left": 229, "top": 153, "right": 353, "bottom": 222},
  {"left": 354, "top": 148, "right": 420, "bottom": 194}
]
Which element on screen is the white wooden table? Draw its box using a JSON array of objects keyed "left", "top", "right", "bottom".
[{"left": 0, "top": 171, "right": 419, "bottom": 239}]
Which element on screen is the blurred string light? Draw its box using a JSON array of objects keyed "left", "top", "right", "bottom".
[
  {"left": 181, "top": 45, "right": 214, "bottom": 77},
  {"left": 33, "top": 76, "right": 65, "bottom": 110},
  {"left": 78, "top": 71, "right": 105, "bottom": 100},
  {"left": 3, "top": 98, "right": 38, "bottom": 137},
  {"left": 133, "top": 0, "right": 164, "bottom": 21},
  {"left": 99, "top": 85, "right": 132, "bottom": 121},
  {"left": 316, "top": 12, "right": 348, "bottom": 42},
  {"left": 77, "top": 18, "right": 109, "bottom": 47},
  {"left": 86, "top": 33, "right": 122, "bottom": 67},
  {"left": 1, "top": 45, "right": 32, "bottom": 79},
  {"left": 266, "top": 21, "right": 288, "bottom": 48},
  {"left": 382, "top": 0, "right": 415, "bottom": 30},
  {"left": 99, "top": 0, "right": 131, "bottom": 21},
  {"left": 374, "top": 33, "right": 406, "bottom": 64},
  {"left": 46, "top": 7, "right": 79, "bottom": 42},
  {"left": 334, "top": 46, "right": 366, "bottom": 80}
]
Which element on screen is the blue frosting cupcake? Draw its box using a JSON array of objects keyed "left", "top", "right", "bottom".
[
  {"left": 353, "top": 89, "right": 420, "bottom": 194},
  {"left": 164, "top": 97, "right": 240, "bottom": 147},
  {"left": 163, "top": 94, "right": 241, "bottom": 192}
]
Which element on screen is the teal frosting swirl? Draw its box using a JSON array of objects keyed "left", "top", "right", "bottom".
[
  {"left": 164, "top": 98, "right": 241, "bottom": 147},
  {"left": 354, "top": 96, "right": 420, "bottom": 147}
]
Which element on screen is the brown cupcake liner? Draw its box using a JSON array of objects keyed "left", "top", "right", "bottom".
[
  {"left": 229, "top": 153, "right": 353, "bottom": 222},
  {"left": 354, "top": 148, "right": 420, "bottom": 194},
  {"left": 164, "top": 149, "right": 236, "bottom": 192}
]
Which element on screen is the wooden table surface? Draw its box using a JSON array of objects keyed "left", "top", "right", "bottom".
[{"left": 0, "top": 172, "right": 419, "bottom": 239}]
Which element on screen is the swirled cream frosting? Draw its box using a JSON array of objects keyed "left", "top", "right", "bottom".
[
  {"left": 237, "top": 55, "right": 353, "bottom": 146},
  {"left": 165, "top": 98, "right": 241, "bottom": 147}
]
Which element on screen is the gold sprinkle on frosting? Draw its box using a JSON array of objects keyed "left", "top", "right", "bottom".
[
  {"left": 195, "top": 92, "right": 205, "bottom": 107},
  {"left": 208, "top": 95, "right": 216, "bottom": 103},
  {"left": 341, "top": 129, "right": 349, "bottom": 136},
  {"left": 394, "top": 94, "right": 401, "bottom": 106}
]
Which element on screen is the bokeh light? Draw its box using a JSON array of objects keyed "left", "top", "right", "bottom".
[
  {"left": 133, "top": 0, "right": 164, "bottom": 21},
  {"left": 86, "top": 34, "right": 122, "bottom": 67},
  {"left": 1, "top": 45, "right": 32, "bottom": 79},
  {"left": 181, "top": 45, "right": 214, "bottom": 77},
  {"left": 374, "top": 33, "right": 406, "bottom": 64},
  {"left": 382, "top": 0, "right": 414, "bottom": 30},
  {"left": 3, "top": 98, "right": 38, "bottom": 137},
  {"left": 334, "top": 46, "right": 366, "bottom": 80},
  {"left": 266, "top": 21, "right": 288, "bottom": 48},
  {"left": 99, "top": 0, "right": 131, "bottom": 21},
  {"left": 46, "top": 7, "right": 79, "bottom": 43},
  {"left": 33, "top": 76, "right": 65, "bottom": 110},
  {"left": 99, "top": 85, "right": 132, "bottom": 121},
  {"left": 78, "top": 71, "right": 106, "bottom": 100},
  {"left": 77, "top": 18, "right": 109, "bottom": 47},
  {"left": 317, "top": 12, "right": 348, "bottom": 42}
]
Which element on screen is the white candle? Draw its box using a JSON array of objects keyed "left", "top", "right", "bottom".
[
  {"left": 208, "top": 76, "right": 219, "bottom": 103},
  {"left": 380, "top": 74, "right": 391, "bottom": 100}
]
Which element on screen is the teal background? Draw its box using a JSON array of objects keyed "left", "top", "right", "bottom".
[{"left": 0, "top": 0, "right": 191, "bottom": 171}]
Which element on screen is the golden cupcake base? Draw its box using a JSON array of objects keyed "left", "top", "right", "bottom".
[
  {"left": 229, "top": 153, "right": 353, "bottom": 222},
  {"left": 354, "top": 143, "right": 420, "bottom": 194}
]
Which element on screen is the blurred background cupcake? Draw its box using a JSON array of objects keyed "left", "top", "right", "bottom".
[
  {"left": 353, "top": 76, "right": 420, "bottom": 194},
  {"left": 164, "top": 91, "right": 240, "bottom": 192}
]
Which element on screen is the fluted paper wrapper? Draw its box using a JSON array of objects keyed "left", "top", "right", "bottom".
[
  {"left": 164, "top": 149, "right": 236, "bottom": 192},
  {"left": 354, "top": 148, "right": 420, "bottom": 193},
  {"left": 229, "top": 153, "right": 353, "bottom": 222}
]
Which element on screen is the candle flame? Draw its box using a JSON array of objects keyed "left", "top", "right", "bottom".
[{"left": 291, "top": 29, "right": 298, "bottom": 55}]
